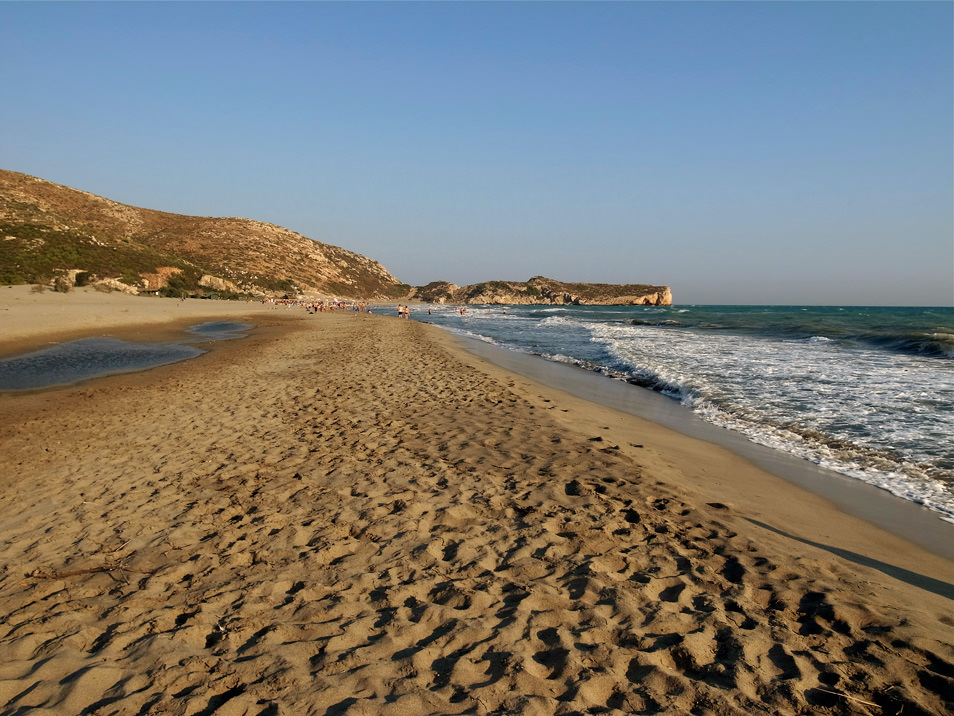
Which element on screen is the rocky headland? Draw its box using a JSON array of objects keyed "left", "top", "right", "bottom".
[{"left": 411, "top": 277, "right": 672, "bottom": 306}]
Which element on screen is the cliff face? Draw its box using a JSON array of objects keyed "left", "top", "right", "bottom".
[
  {"left": 412, "top": 276, "right": 672, "bottom": 306},
  {"left": 0, "top": 170, "right": 406, "bottom": 299}
]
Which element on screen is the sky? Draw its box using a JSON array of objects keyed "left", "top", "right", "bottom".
[{"left": 2, "top": 1, "right": 951, "bottom": 305}]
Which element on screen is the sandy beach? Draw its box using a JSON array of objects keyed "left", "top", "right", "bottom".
[
  {"left": 0, "top": 287, "right": 951, "bottom": 716},
  {"left": 0, "top": 286, "right": 283, "bottom": 358}
]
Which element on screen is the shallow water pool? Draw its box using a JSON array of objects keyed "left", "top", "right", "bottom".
[{"left": 0, "top": 321, "right": 251, "bottom": 391}]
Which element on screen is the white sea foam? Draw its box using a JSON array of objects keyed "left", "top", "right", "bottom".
[
  {"left": 442, "top": 326, "right": 500, "bottom": 345},
  {"left": 547, "top": 353, "right": 584, "bottom": 366},
  {"left": 539, "top": 315, "right": 578, "bottom": 327},
  {"left": 587, "top": 321, "right": 954, "bottom": 519}
]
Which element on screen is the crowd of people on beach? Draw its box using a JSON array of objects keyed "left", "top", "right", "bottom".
[
  {"left": 261, "top": 296, "right": 371, "bottom": 313},
  {"left": 263, "top": 295, "right": 426, "bottom": 318},
  {"left": 261, "top": 296, "right": 486, "bottom": 320}
]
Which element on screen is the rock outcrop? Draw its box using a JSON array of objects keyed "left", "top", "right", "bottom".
[{"left": 412, "top": 276, "right": 672, "bottom": 306}]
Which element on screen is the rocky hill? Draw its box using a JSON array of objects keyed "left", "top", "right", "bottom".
[
  {"left": 0, "top": 170, "right": 673, "bottom": 304},
  {"left": 410, "top": 276, "right": 672, "bottom": 306},
  {"left": 0, "top": 170, "right": 408, "bottom": 299}
]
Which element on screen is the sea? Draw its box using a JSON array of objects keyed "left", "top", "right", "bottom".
[{"left": 416, "top": 304, "right": 954, "bottom": 523}]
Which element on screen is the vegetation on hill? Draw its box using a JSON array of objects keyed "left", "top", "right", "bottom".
[{"left": 0, "top": 170, "right": 404, "bottom": 299}]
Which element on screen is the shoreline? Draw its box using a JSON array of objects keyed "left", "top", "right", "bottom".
[
  {"left": 424, "top": 328, "right": 954, "bottom": 585},
  {"left": 0, "top": 290, "right": 952, "bottom": 714},
  {"left": 450, "top": 332, "right": 954, "bottom": 560}
]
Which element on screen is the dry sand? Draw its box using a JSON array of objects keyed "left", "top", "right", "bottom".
[
  {"left": 0, "top": 287, "right": 952, "bottom": 716},
  {"left": 0, "top": 286, "right": 281, "bottom": 357}
]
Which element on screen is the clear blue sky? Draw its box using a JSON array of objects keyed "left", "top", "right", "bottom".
[{"left": 2, "top": 1, "right": 951, "bottom": 305}]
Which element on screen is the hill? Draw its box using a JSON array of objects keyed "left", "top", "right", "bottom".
[
  {"left": 0, "top": 170, "right": 672, "bottom": 304},
  {"left": 411, "top": 276, "right": 672, "bottom": 306},
  {"left": 0, "top": 169, "right": 408, "bottom": 299}
]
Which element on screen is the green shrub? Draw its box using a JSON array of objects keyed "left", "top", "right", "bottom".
[
  {"left": 119, "top": 270, "right": 142, "bottom": 287},
  {"left": 159, "top": 285, "right": 186, "bottom": 298},
  {"left": 257, "top": 276, "right": 298, "bottom": 293},
  {"left": 386, "top": 283, "right": 413, "bottom": 298}
]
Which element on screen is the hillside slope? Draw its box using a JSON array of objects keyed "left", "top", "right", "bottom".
[{"left": 0, "top": 170, "right": 406, "bottom": 299}]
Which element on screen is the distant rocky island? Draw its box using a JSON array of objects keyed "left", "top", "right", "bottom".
[
  {"left": 411, "top": 277, "right": 672, "bottom": 306},
  {"left": 0, "top": 169, "right": 671, "bottom": 304}
]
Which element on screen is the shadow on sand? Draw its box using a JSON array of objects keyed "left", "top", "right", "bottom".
[{"left": 746, "top": 518, "right": 954, "bottom": 601}]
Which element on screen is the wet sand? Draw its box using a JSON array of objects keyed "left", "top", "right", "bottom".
[
  {"left": 0, "top": 288, "right": 951, "bottom": 715},
  {"left": 456, "top": 334, "right": 954, "bottom": 560}
]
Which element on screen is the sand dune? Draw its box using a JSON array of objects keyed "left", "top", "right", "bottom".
[{"left": 0, "top": 295, "right": 951, "bottom": 715}]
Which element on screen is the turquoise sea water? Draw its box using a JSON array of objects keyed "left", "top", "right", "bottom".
[{"left": 417, "top": 305, "right": 954, "bottom": 521}]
